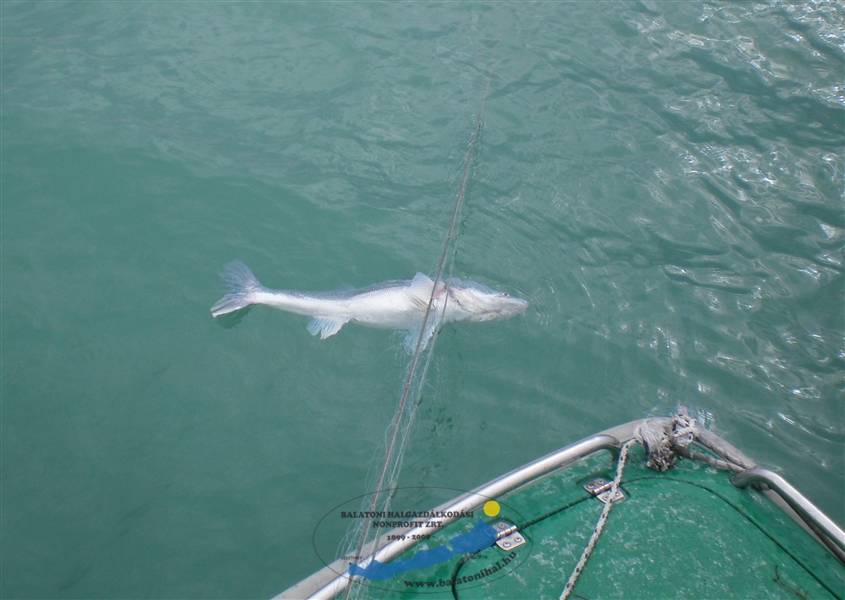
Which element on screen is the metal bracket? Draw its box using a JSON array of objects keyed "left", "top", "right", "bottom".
[
  {"left": 492, "top": 520, "right": 527, "bottom": 551},
  {"left": 584, "top": 478, "right": 625, "bottom": 504}
]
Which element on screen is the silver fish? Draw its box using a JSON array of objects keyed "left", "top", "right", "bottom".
[{"left": 210, "top": 261, "right": 527, "bottom": 351}]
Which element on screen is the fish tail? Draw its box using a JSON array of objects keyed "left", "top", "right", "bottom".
[{"left": 210, "top": 260, "right": 264, "bottom": 317}]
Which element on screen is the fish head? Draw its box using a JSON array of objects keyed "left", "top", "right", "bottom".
[{"left": 445, "top": 279, "right": 528, "bottom": 322}]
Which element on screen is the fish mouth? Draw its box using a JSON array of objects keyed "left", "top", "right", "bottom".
[
  {"left": 477, "top": 296, "right": 529, "bottom": 319},
  {"left": 446, "top": 284, "right": 528, "bottom": 320},
  {"left": 496, "top": 296, "right": 529, "bottom": 316}
]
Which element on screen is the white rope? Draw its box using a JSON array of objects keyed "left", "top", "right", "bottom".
[
  {"left": 560, "top": 439, "right": 636, "bottom": 600},
  {"left": 676, "top": 445, "right": 743, "bottom": 472}
]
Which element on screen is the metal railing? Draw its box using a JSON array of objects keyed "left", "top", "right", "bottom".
[
  {"left": 731, "top": 468, "right": 845, "bottom": 561},
  {"left": 277, "top": 431, "right": 624, "bottom": 599}
]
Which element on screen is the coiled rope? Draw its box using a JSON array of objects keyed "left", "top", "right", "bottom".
[{"left": 560, "top": 439, "right": 636, "bottom": 600}]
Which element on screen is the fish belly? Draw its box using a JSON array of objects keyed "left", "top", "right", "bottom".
[{"left": 348, "top": 288, "right": 422, "bottom": 329}]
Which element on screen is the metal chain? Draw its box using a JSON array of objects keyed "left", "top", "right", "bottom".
[{"left": 560, "top": 439, "right": 636, "bottom": 600}]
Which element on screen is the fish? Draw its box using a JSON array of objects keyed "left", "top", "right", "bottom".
[{"left": 210, "top": 261, "right": 528, "bottom": 352}]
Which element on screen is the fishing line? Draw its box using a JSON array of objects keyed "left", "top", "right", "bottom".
[{"left": 341, "top": 84, "right": 489, "bottom": 600}]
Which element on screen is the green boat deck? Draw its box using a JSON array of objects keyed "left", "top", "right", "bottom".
[{"left": 360, "top": 446, "right": 843, "bottom": 599}]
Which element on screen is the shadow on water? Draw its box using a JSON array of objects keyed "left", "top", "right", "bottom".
[{"left": 213, "top": 307, "right": 252, "bottom": 329}]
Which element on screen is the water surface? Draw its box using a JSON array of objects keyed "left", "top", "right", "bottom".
[{"left": 2, "top": 2, "right": 843, "bottom": 597}]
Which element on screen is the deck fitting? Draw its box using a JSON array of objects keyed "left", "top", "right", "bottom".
[
  {"left": 493, "top": 520, "right": 527, "bottom": 551},
  {"left": 584, "top": 478, "right": 626, "bottom": 504}
]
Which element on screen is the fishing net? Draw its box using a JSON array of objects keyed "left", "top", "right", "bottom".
[{"left": 337, "top": 112, "right": 485, "bottom": 600}]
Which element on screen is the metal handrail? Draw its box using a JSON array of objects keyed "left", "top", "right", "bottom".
[{"left": 731, "top": 468, "right": 845, "bottom": 555}]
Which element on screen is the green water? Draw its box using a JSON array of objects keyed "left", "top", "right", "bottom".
[{"left": 2, "top": 2, "right": 843, "bottom": 598}]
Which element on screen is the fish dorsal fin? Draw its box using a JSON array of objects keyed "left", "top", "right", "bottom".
[
  {"left": 307, "top": 316, "right": 349, "bottom": 340},
  {"left": 408, "top": 273, "right": 436, "bottom": 311},
  {"left": 402, "top": 312, "right": 442, "bottom": 354},
  {"left": 410, "top": 272, "right": 434, "bottom": 289}
]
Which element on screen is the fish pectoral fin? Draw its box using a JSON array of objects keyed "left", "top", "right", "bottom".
[
  {"left": 410, "top": 295, "right": 429, "bottom": 311},
  {"left": 403, "top": 329, "right": 421, "bottom": 354},
  {"left": 307, "top": 316, "right": 349, "bottom": 340},
  {"left": 402, "top": 315, "right": 442, "bottom": 354}
]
